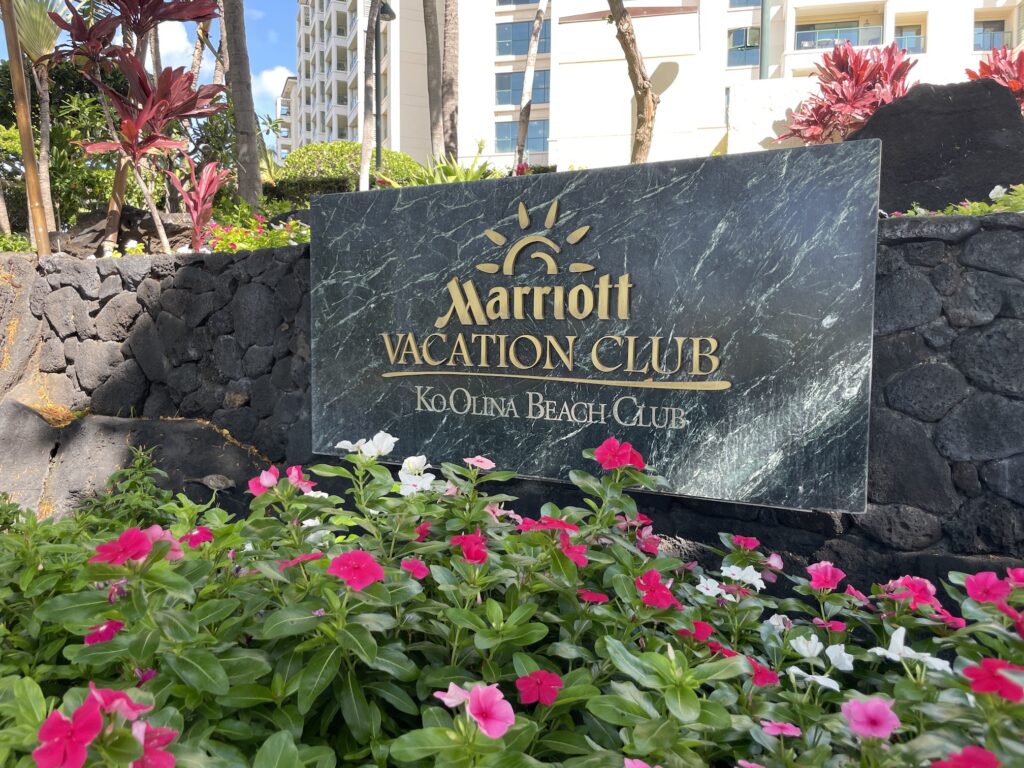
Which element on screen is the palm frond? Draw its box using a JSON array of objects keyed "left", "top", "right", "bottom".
[{"left": 11, "top": 0, "right": 66, "bottom": 62}]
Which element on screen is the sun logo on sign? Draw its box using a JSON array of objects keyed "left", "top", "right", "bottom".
[{"left": 475, "top": 200, "right": 592, "bottom": 276}]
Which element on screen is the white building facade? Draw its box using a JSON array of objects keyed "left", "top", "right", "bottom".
[{"left": 283, "top": 0, "right": 1023, "bottom": 169}]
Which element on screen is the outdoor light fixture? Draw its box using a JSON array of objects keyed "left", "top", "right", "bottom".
[
  {"left": 376, "top": 2, "right": 397, "bottom": 169},
  {"left": 380, "top": 2, "right": 397, "bottom": 22}
]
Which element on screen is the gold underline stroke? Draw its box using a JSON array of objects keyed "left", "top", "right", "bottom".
[{"left": 380, "top": 370, "right": 732, "bottom": 391}]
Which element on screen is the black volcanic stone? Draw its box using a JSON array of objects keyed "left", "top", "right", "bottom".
[
  {"left": 875, "top": 269, "right": 942, "bottom": 334},
  {"left": 981, "top": 455, "right": 1024, "bottom": 505},
  {"left": 885, "top": 363, "right": 967, "bottom": 422},
  {"left": 944, "top": 269, "right": 1009, "bottom": 326},
  {"left": 868, "top": 409, "right": 958, "bottom": 516},
  {"left": 936, "top": 393, "right": 1024, "bottom": 461},
  {"left": 944, "top": 493, "right": 1024, "bottom": 556},
  {"left": 91, "top": 359, "right": 148, "bottom": 416},
  {"left": 960, "top": 229, "right": 1024, "bottom": 279},
  {"left": 952, "top": 319, "right": 1024, "bottom": 397},
  {"left": 848, "top": 80, "right": 1024, "bottom": 212}
]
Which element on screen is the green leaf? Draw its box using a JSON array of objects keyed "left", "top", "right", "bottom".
[
  {"left": 600, "top": 638, "right": 662, "bottom": 688},
  {"left": 163, "top": 649, "right": 229, "bottom": 695},
  {"left": 337, "top": 625, "right": 377, "bottom": 664},
  {"left": 568, "top": 470, "right": 603, "bottom": 497},
  {"left": 219, "top": 685, "right": 275, "bottom": 709},
  {"left": 298, "top": 646, "right": 343, "bottom": 715},
  {"left": 102, "top": 729, "right": 144, "bottom": 763},
  {"left": 478, "top": 754, "right": 547, "bottom": 768},
  {"left": 485, "top": 599, "right": 504, "bottom": 627},
  {"left": 445, "top": 607, "right": 487, "bottom": 631},
  {"left": 366, "top": 645, "right": 419, "bottom": 682},
  {"left": 260, "top": 607, "right": 323, "bottom": 639},
  {"left": 253, "top": 731, "right": 301, "bottom": 768},
  {"left": 502, "top": 623, "right": 548, "bottom": 647},
  {"left": 192, "top": 598, "right": 242, "bottom": 626},
  {"left": 350, "top": 612, "right": 398, "bottom": 632},
  {"left": 664, "top": 686, "right": 700, "bottom": 724},
  {"left": 364, "top": 681, "right": 419, "bottom": 715},
  {"left": 336, "top": 669, "right": 374, "bottom": 744},
  {"left": 11, "top": 678, "right": 46, "bottom": 727},
  {"left": 631, "top": 718, "right": 677, "bottom": 753},
  {"left": 155, "top": 609, "right": 199, "bottom": 643},
  {"left": 537, "top": 731, "right": 591, "bottom": 756},
  {"left": 388, "top": 728, "right": 463, "bottom": 762},
  {"left": 129, "top": 628, "right": 161, "bottom": 661},
  {"left": 689, "top": 653, "right": 747, "bottom": 683},
  {"left": 141, "top": 566, "right": 195, "bottom": 601},
  {"left": 35, "top": 591, "right": 110, "bottom": 625},
  {"left": 585, "top": 695, "right": 649, "bottom": 726},
  {"left": 64, "top": 637, "right": 131, "bottom": 668},
  {"left": 221, "top": 648, "right": 273, "bottom": 684}
]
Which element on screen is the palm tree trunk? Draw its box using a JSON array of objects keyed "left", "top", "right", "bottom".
[
  {"left": 150, "top": 26, "right": 162, "bottom": 73},
  {"left": 515, "top": 0, "right": 547, "bottom": 167},
  {"left": 213, "top": 1, "right": 229, "bottom": 86},
  {"left": 440, "top": 0, "right": 458, "bottom": 158},
  {"left": 191, "top": 20, "right": 210, "bottom": 88},
  {"left": 31, "top": 62, "right": 56, "bottom": 232},
  {"left": 422, "top": 0, "right": 443, "bottom": 158},
  {"left": 0, "top": 187, "right": 10, "bottom": 235},
  {"left": 606, "top": 0, "right": 658, "bottom": 164},
  {"left": 359, "top": 0, "right": 382, "bottom": 192},
  {"left": 223, "top": 0, "right": 262, "bottom": 205}
]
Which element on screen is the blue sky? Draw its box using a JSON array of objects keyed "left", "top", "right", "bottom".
[{"left": 1, "top": 2, "right": 297, "bottom": 134}]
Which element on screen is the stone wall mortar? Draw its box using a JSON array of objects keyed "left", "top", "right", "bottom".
[{"left": 4, "top": 213, "right": 1023, "bottom": 583}]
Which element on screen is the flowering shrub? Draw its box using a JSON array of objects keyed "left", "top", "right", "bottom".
[
  {"left": 780, "top": 42, "right": 917, "bottom": 144},
  {"left": 204, "top": 218, "right": 310, "bottom": 253},
  {"left": 0, "top": 439, "right": 1022, "bottom": 767},
  {"left": 898, "top": 183, "right": 1024, "bottom": 218},
  {"left": 0, "top": 232, "right": 33, "bottom": 252},
  {"left": 967, "top": 47, "right": 1024, "bottom": 110}
]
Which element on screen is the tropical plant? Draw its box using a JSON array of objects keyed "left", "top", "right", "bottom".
[
  {"left": 0, "top": 230, "right": 32, "bottom": 250},
  {"left": 257, "top": 113, "right": 283, "bottom": 185},
  {"left": 1, "top": 439, "right": 1022, "bottom": 768},
  {"left": 421, "top": 0, "right": 443, "bottom": 158},
  {"left": 221, "top": 0, "right": 261, "bottom": 205},
  {"left": 607, "top": 0, "right": 658, "bottom": 163},
  {"left": 515, "top": 0, "right": 548, "bottom": 167},
  {"left": 165, "top": 153, "right": 230, "bottom": 250},
  {"left": 382, "top": 150, "right": 502, "bottom": 187},
  {"left": 967, "top": 46, "right": 1024, "bottom": 110},
  {"left": 205, "top": 216, "right": 309, "bottom": 252},
  {"left": 441, "top": 0, "right": 458, "bottom": 157},
  {"left": 781, "top": 41, "right": 918, "bottom": 144}
]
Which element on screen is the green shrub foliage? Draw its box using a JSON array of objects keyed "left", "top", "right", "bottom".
[{"left": 269, "top": 142, "right": 424, "bottom": 204}]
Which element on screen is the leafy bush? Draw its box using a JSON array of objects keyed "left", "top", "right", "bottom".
[
  {"left": 1, "top": 439, "right": 1022, "bottom": 768},
  {"left": 898, "top": 183, "right": 1024, "bottom": 217},
  {"left": 780, "top": 42, "right": 917, "bottom": 144},
  {"left": 205, "top": 218, "right": 310, "bottom": 252},
  {"left": 0, "top": 232, "right": 32, "bottom": 252},
  {"left": 269, "top": 142, "right": 423, "bottom": 204},
  {"left": 967, "top": 47, "right": 1024, "bottom": 110},
  {"left": 381, "top": 153, "right": 502, "bottom": 187}
]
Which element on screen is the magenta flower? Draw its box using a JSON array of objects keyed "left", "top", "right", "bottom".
[
  {"left": 414, "top": 521, "right": 432, "bottom": 542},
  {"left": 517, "top": 516, "right": 579, "bottom": 533},
  {"left": 841, "top": 697, "right": 900, "bottom": 740},
  {"left": 932, "top": 746, "right": 1001, "bottom": 768},
  {"left": 87, "top": 683, "right": 151, "bottom": 721},
  {"left": 635, "top": 569, "right": 682, "bottom": 610},
  {"left": 965, "top": 571, "right": 1011, "bottom": 604},
  {"left": 130, "top": 721, "right": 178, "bottom": 768},
  {"left": 434, "top": 683, "right": 471, "bottom": 708},
  {"left": 142, "top": 526, "right": 183, "bottom": 561},
  {"left": 248, "top": 466, "right": 280, "bottom": 496},
  {"left": 278, "top": 552, "right": 324, "bottom": 571},
  {"left": 636, "top": 526, "right": 661, "bottom": 556},
  {"left": 515, "top": 670, "right": 564, "bottom": 706},
  {"left": 931, "top": 606, "right": 967, "bottom": 630},
  {"left": 451, "top": 529, "right": 488, "bottom": 565},
  {"left": 286, "top": 465, "right": 318, "bottom": 494},
  {"left": 578, "top": 588, "right": 609, "bottom": 604},
  {"left": 806, "top": 561, "right": 845, "bottom": 591},
  {"left": 732, "top": 535, "right": 760, "bottom": 550},
  {"left": 1007, "top": 567, "right": 1024, "bottom": 587},
  {"left": 401, "top": 558, "right": 429, "bottom": 580},
  {"left": 624, "top": 761, "right": 663, "bottom": 768},
  {"left": 327, "top": 550, "right": 385, "bottom": 591},
  {"left": 134, "top": 668, "right": 157, "bottom": 685},
  {"left": 467, "top": 684, "right": 515, "bottom": 739},
  {"left": 845, "top": 584, "right": 870, "bottom": 604},
  {"left": 812, "top": 618, "right": 847, "bottom": 632},
  {"left": 180, "top": 526, "right": 213, "bottom": 548},
  {"left": 89, "top": 528, "right": 152, "bottom": 565},
  {"left": 84, "top": 620, "right": 124, "bottom": 646},
  {"left": 964, "top": 658, "right": 1024, "bottom": 702},
  {"left": 737, "top": 762, "right": 766, "bottom": 768},
  {"left": 593, "top": 437, "right": 645, "bottom": 471},
  {"left": 677, "top": 621, "right": 715, "bottom": 642},
  {"left": 559, "top": 531, "right": 588, "bottom": 567},
  {"left": 32, "top": 697, "right": 102, "bottom": 768},
  {"left": 748, "top": 658, "right": 780, "bottom": 687},
  {"left": 464, "top": 455, "right": 496, "bottom": 470},
  {"left": 760, "top": 720, "right": 801, "bottom": 737},
  {"left": 886, "top": 575, "right": 940, "bottom": 610}
]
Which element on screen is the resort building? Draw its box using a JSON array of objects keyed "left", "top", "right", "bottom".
[
  {"left": 275, "top": 76, "right": 296, "bottom": 164},
  {"left": 284, "top": 0, "right": 1022, "bottom": 168}
]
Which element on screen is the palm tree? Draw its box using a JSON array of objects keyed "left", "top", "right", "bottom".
[
  {"left": 606, "top": 0, "right": 658, "bottom": 163},
  {"left": 422, "top": 0, "right": 443, "bottom": 158},
  {"left": 222, "top": 0, "right": 262, "bottom": 205},
  {"left": 213, "top": 0, "right": 228, "bottom": 86},
  {"left": 514, "top": 0, "right": 547, "bottom": 167},
  {"left": 191, "top": 19, "right": 211, "bottom": 88},
  {"left": 440, "top": 0, "right": 458, "bottom": 157},
  {"left": 12, "top": 0, "right": 63, "bottom": 232},
  {"left": 358, "top": 0, "right": 382, "bottom": 191}
]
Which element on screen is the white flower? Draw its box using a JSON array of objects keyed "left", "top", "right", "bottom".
[
  {"left": 398, "top": 470, "right": 436, "bottom": 496},
  {"left": 401, "top": 455, "right": 429, "bottom": 474},
  {"left": 696, "top": 576, "right": 736, "bottom": 603},
  {"left": 990, "top": 184, "right": 1008, "bottom": 200},
  {"left": 721, "top": 564, "right": 766, "bottom": 592},
  {"left": 869, "top": 627, "right": 952, "bottom": 673},
  {"left": 305, "top": 491, "right": 329, "bottom": 499},
  {"left": 790, "top": 634, "right": 824, "bottom": 658},
  {"left": 767, "top": 614, "right": 793, "bottom": 633},
  {"left": 826, "top": 643, "right": 855, "bottom": 672},
  {"left": 302, "top": 517, "right": 330, "bottom": 545},
  {"left": 336, "top": 438, "right": 366, "bottom": 452},
  {"left": 125, "top": 239, "right": 139, "bottom": 249},
  {"left": 790, "top": 667, "right": 841, "bottom": 692},
  {"left": 361, "top": 431, "right": 398, "bottom": 458}
]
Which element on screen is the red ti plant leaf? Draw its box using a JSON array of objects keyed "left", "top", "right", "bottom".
[
  {"left": 98, "top": 0, "right": 218, "bottom": 38},
  {"left": 50, "top": 0, "right": 124, "bottom": 70},
  {"left": 166, "top": 154, "right": 232, "bottom": 250},
  {"left": 967, "top": 46, "right": 1024, "bottom": 109}
]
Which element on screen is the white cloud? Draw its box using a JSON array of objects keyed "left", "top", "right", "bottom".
[
  {"left": 152, "top": 21, "right": 195, "bottom": 70},
  {"left": 252, "top": 65, "right": 296, "bottom": 120},
  {"left": 246, "top": 8, "right": 267, "bottom": 21}
]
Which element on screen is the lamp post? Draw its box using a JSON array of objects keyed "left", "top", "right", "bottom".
[{"left": 375, "top": 1, "right": 396, "bottom": 170}]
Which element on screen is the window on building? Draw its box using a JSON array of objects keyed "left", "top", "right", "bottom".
[
  {"left": 894, "top": 24, "right": 925, "bottom": 54},
  {"left": 975, "top": 19, "right": 1008, "bottom": 51},
  {"left": 795, "top": 20, "right": 880, "bottom": 49},
  {"left": 495, "top": 69, "right": 550, "bottom": 105},
  {"left": 281, "top": 104, "right": 290, "bottom": 116},
  {"left": 497, "top": 0, "right": 537, "bottom": 5},
  {"left": 495, "top": 119, "right": 549, "bottom": 153},
  {"left": 281, "top": 149, "right": 289, "bottom": 159},
  {"left": 729, "top": 0, "right": 761, "bottom": 6},
  {"left": 727, "top": 27, "right": 760, "bottom": 67},
  {"left": 497, "top": 20, "right": 551, "bottom": 56},
  {"left": 281, "top": 127, "right": 290, "bottom": 138}
]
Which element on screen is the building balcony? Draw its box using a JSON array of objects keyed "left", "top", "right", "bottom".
[
  {"left": 975, "top": 30, "right": 1012, "bottom": 52},
  {"left": 793, "top": 25, "right": 882, "bottom": 51},
  {"left": 894, "top": 34, "right": 925, "bottom": 55}
]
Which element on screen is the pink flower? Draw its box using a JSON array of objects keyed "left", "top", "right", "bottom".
[
  {"left": 615, "top": 513, "right": 652, "bottom": 530},
  {"left": 134, "top": 668, "right": 156, "bottom": 685},
  {"left": 760, "top": 720, "right": 801, "bottom": 737},
  {"left": 636, "top": 526, "right": 661, "bottom": 556},
  {"left": 677, "top": 621, "right": 714, "bottom": 642},
  {"left": 433, "top": 683, "right": 470, "bottom": 708},
  {"left": 807, "top": 561, "right": 845, "bottom": 591},
  {"left": 326, "top": 551, "right": 385, "bottom": 591},
  {"left": 414, "top": 521, "right": 432, "bottom": 542},
  {"left": 517, "top": 516, "right": 579, "bottom": 532},
  {"left": 812, "top": 618, "right": 847, "bottom": 632},
  {"left": 130, "top": 721, "right": 178, "bottom": 768},
  {"left": 963, "top": 658, "right": 1024, "bottom": 702},
  {"left": 142, "top": 526, "right": 183, "bottom": 561},
  {"left": 965, "top": 571, "right": 1011, "bottom": 604},
  {"left": 845, "top": 584, "right": 870, "bottom": 604},
  {"left": 88, "top": 683, "right": 151, "bottom": 721},
  {"left": 578, "top": 589, "right": 609, "bottom": 604},
  {"left": 624, "top": 761, "right": 662, "bottom": 768},
  {"left": 1006, "top": 567, "right": 1024, "bottom": 587},
  {"left": 559, "top": 531, "right": 588, "bottom": 567},
  {"left": 467, "top": 684, "right": 515, "bottom": 739},
  {"left": 106, "top": 579, "right": 128, "bottom": 604},
  {"left": 635, "top": 569, "right": 681, "bottom": 610},
  {"left": 932, "top": 746, "right": 1001, "bottom": 768},
  {"left": 593, "top": 437, "right": 645, "bottom": 471},
  {"left": 931, "top": 606, "right": 967, "bottom": 630},
  {"left": 737, "top": 762, "right": 766, "bottom": 768},
  {"left": 464, "top": 455, "right": 496, "bottom": 470},
  {"left": 997, "top": 602, "right": 1024, "bottom": 641},
  {"left": 451, "top": 529, "right": 488, "bottom": 565},
  {"left": 748, "top": 657, "right": 780, "bottom": 686},
  {"left": 248, "top": 466, "right": 280, "bottom": 496},
  {"left": 485, "top": 504, "right": 522, "bottom": 524},
  {"left": 886, "top": 575, "right": 940, "bottom": 611},
  {"left": 32, "top": 697, "right": 102, "bottom": 768},
  {"left": 286, "top": 465, "right": 317, "bottom": 494},
  {"left": 732, "top": 535, "right": 760, "bottom": 550},
  {"left": 444, "top": 483, "right": 460, "bottom": 497},
  {"left": 84, "top": 620, "right": 124, "bottom": 645},
  {"left": 89, "top": 528, "right": 152, "bottom": 565},
  {"left": 707, "top": 641, "right": 738, "bottom": 658},
  {"left": 841, "top": 697, "right": 900, "bottom": 740},
  {"left": 401, "top": 558, "right": 429, "bottom": 580},
  {"left": 278, "top": 552, "right": 324, "bottom": 571},
  {"left": 515, "top": 670, "right": 564, "bottom": 706},
  {"left": 180, "top": 526, "right": 213, "bottom": 548},
  {"left": 766, "top": 552, "right": 784, "bottom": 570}
]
